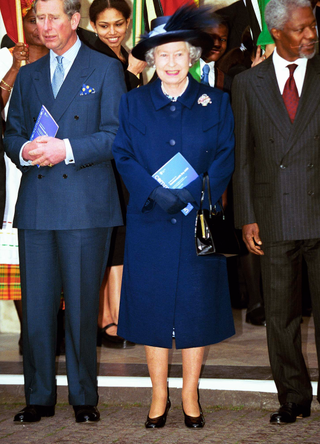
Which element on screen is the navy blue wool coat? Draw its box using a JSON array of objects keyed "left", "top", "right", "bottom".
[{"left": 112, "top": 74, "right": 235, "bottom": 349}]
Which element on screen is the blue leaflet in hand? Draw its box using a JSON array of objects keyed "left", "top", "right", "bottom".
[
  {"left": 30, "top": 105, "right": 59, "bottom": 141},
  {"left": 152, "top": 152, "right": 198, "bottom": 216}
]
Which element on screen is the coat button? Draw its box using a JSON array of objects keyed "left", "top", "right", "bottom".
[
  {"left": 308, "top": 191, "right": 315, "bottom": 196},
  {"left": 170, "top": 105, "right": 176, "bottom": 112},
  {"left": 63, "top": 174, "right": 68, "bottom": 179},
  {"left": 269, "top": 138, "right": 274, "bottom": 143},
  {"left": 307, "top": 163, "right": 314, "bottom": 169},
  {"left": 314, "top": 135, "right": 319, "bottom": 140},
  {"left": 280, "top": 164, "right": 286, "bottom": 169},
  {"left": 74, "top": 115, "right": 79, "bottom": 120},
  {"left": 169, "top": 139, "right": 176, "bottom": 146},
  {"left": 38, "top": 174, "right": 43, "bottom": 179},
  {"left": 171, "top": 218, "right": 177, "bottom": 224}
]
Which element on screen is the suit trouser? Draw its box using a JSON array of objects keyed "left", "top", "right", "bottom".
[
  {"left": 18, "top": 227, "right": 112, "bottom": 406},
  {"left": 261, "top": 239, "right": 320, "bottom": 407}
]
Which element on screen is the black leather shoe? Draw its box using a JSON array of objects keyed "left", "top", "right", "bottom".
[
  {"left": 97, "top": 323, "right": 135, "bottom": 349},
  {"left": 246, "top": 304, "right": 266, "bottom": 326},
  {"left": 145, "top": 397, "right": 171, "bottom": 428},
  {"left": 270, "top": 402, "right": 311, "bottom": 424},
  {"left": 14, "top": 405, "right": 55, "bottom": 422},
  {"left": 73, "top": 405, "right": 100, "bottom": 423},
  {"left": 182, "top": 401, "right": 205, "bottom": 428}
]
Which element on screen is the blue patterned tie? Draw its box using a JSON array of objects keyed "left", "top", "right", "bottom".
[
  {"left": 52, "top": 56, "right": 64, "bottom": 98},
  {"left": 201, "top": 64, "right": 210, "bottom": 85}
]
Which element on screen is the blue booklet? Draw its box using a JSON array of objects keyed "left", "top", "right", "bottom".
[
  {"left": 30, "top": 105, "right": 59, "bottom": 141},
  {"left": 152, "top": 152, "right": 198, "bottom": 216}
]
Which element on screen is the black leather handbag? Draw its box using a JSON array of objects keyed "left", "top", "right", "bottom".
[{"left": 195, "top": 173, "right": 240, "bottom": 257}]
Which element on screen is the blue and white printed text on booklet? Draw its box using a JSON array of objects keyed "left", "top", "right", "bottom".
[
  {"left": 152, "top": 152, "right": 198, "bottom": 216},
  {"left": 30, "top": 105, "right": 59, "bottom": 141}
]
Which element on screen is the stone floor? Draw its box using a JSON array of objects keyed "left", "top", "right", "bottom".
[{"left": 0, "top": 309, "right": 319, "bottom": 443}]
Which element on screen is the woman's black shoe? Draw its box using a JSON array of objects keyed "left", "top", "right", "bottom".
[
  {"left": 145, "top": 397, "right": 171, "bottom": 428},
  {"left": 245, "top": 304, "right": 266, "bottom": 326},
  {"left": 97, "top": 323, "right": 135, "bottom": 349},
  {"left": 182, "top": 401, "right": 205, "bottom": 428}
]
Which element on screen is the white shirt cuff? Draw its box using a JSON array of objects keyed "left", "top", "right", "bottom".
[
  {"left": 64, "top": 138, "right": 75, "bottom": 164},
  {"left": 19, "top": 141, "right": 33, "bottom": 166}
]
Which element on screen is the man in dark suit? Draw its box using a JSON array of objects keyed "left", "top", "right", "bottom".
[
  {"left": 216, "top": 0, "right": 261, "bottom": 53},
  {"left": 232, "top": 0, "right": 319, "bottom": 424},
  {"left": 5, "top": 0, "right": 125, "bottom": 423}
]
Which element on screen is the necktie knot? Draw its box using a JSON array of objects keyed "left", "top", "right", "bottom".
[
  {"left": 287, "top": 63, "right": 298, "bottom": 77},
  {"left": 201, "top": 64, "right": 210, "bottom": 85},
  {"left": 56, "top": 55, "right": 63, "bottom": 65}
]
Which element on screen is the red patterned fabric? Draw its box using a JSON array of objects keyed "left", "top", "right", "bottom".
[
  {"left": 282, "top": 64, "right": 299, "bottom": 123},
  {"left": 160, "top": 0, "right": 194, "bottom": 15}
]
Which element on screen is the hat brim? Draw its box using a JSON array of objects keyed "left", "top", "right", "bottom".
[{"left": 132, "top": 30, "right": 214, "bottom": 61}]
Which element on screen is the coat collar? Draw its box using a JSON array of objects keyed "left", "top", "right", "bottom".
[
  {"left": 32, "top": 43, "right": 95, "bottom": 122},
  {"left": 150, "top": 73, "right": 200, "bottom": 111}
]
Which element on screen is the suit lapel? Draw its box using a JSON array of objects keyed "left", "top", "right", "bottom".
[
  {"left": 285, "top": 57, "right": 320, "bottom": 153},
  {"left": 251, "top": 57, "right": 292, "bottom": 141},
  {"left": 50, "top": 44, "right": 95, "bottom": 122},
  {"left": 32, "top": 53, "right": 55, "bottom": 111}
]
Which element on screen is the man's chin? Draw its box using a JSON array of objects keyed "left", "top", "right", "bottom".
[{"left": 299, "top": 45, "right": 316, "bottom": 59}]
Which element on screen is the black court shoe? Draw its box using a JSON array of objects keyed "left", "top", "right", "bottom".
[{"left": 145, "top": 396, "right": 171, "bottom": 428}]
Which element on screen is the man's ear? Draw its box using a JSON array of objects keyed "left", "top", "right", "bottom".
[
  {"left": 270, "top": 27, "right": 280, "bottom": 42},
  {"left": 71, "top": 12, "right": 81, "bottom": 30}
]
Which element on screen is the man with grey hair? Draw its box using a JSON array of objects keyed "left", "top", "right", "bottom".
[
  {"left": 232, "top": 0, "right": 319, "bottom": 424},
  {"left": 5, "top": 0, "right": 126, "bottom": 423}
]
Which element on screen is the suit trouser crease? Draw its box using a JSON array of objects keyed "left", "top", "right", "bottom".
[
  {"left": 261, "top": 239, "right": 320, "bottom": 406},
  {"left": 18, "top": 227, "right": 112, "bottom": 406}
]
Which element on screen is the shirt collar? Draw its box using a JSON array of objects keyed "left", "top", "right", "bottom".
[
  {"left": 50, "top": 36, "right": 81, "bottom": 65},
  {"left": 273, "top": 47, "right": 308, "bottom": 71},
  {"left": 200, "top": 58, "right": 215, "bottom": 70}
]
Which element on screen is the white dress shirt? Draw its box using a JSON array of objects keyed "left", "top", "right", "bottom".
[
  {"left": 20, "top": 37, "right": 82, "bottom": 166},
  {"left": 200, "top": 59, "right": 216, "bottom": 87},
  {"left": 272, "top": 47, "right": 308, "bottom": 96}
]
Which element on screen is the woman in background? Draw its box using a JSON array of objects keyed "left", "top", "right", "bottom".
[{"left": 86, "top": 0, "right": 146, "bottom": 347}]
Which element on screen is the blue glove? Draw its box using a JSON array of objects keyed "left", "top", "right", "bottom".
[{"left": 149, "top": 187, "right": 187, "bottom": 214}]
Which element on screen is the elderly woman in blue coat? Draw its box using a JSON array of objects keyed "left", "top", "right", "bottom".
[{"left": 112, "top": 5, "right": 235, "bottom": 429}]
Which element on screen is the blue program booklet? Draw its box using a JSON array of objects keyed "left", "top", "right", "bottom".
[
  {"left": 152, "top": 152, "right": 198, "bottom": 216},
  {"left": 30, "top": 105, "right": 59, "bottom": 141}
]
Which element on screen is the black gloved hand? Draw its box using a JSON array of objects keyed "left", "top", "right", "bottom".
[
  {"left": 170, "top": 188, "right": 196, "bottom": 205},
  {"left": 149, "top": 187, "right": 187, "bottom": 214}
]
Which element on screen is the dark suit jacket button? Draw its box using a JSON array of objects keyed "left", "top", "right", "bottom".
[
  {"left": 38, "top": 174, "right": 43, "bottom": 179},
  {"left": 314, "top": 135, "right": 319, "bottom": 140},
  {"left": 308, "top": 191, "right": 315, "bottom": 196},
  {"left": 171, "top": 218, "right": 177, "bottom": 224},
  {"left": 307, "top": 163, "right": 314, "bottom": 169},
  {"left": 269, "top": 138, "right": 274, "bottom": 143},
  {"left": 169, "top": 139, "right": 176, "bottom": 146},
  {"left": 280, "top": 164, "right": 286, "bottom": 169},
  {"left": 63, "top": 174, "right": 68, "bottom": 179},
  {"left": 33, "top": 117, "right": 37, "bottom": 123},
  {"left": 74, "top": 115, "right": 79, "bottom": 120}
]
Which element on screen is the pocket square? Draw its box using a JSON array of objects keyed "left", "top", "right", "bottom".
[{"left": 80, "top": 84, "right": 96, "bottom": 96}]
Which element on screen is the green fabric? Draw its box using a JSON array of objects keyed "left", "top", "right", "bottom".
[
  {"left": 189, "top": 60, "right": 201, "bottom": 82},
  {"left": 257, "top": 0, "right": 274, "bottom": 48}
]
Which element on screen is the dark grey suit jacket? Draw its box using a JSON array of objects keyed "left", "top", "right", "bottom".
[{"left": 232, "top": 55, "right": 320, "bottom": 242}]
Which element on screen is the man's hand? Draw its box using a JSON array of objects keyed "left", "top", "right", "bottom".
[
  {"left": 242, "top": 223, "right": 264, "bottom": 255},
  {"left": 23, "top": 136, "right": 66, "bottom": 167}
]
